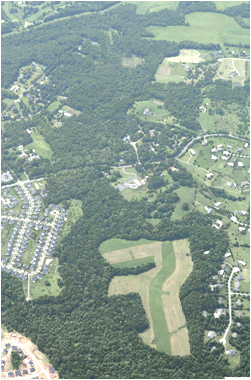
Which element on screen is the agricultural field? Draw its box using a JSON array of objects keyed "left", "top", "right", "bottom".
[
  {"left": 103, "top": 238, "right": 192, "bottom": 356},
  {"left": 25, "top": 129, "right": 53, "bottom": 161},
  {"left": 215, "top": 1, "right": 249, "bottom": 10},
  {"left": 166, "top": 49, "right": 205, "bottom": 64},
  {"left": 146, "top": 12, "right": 250, "bottom": 45}
]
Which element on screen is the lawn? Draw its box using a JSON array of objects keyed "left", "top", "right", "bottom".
[
  {"left": 60, "top": 199, "right": 83, "bottom": 239},
  {"left": 47, "top": 100, "right": 61, "bottom": 112},
  {"left": 25, "top": 130, "right": 52, "bottom": 160},
  {"left": 146, "top": 12, "right": 250, "bottom": 45},
  {"left": 166, "top": 49, "right": 205, "bottom": 63},
  {"left": 128, "top": 99, "right": 169, "bottom": 121},
  {"left": 126, "top": 1, "right": 179, "bottom": 14},
  {"left": 62, "top": 105, "right": 81, "bottom": 116},
  {"left": 214, "top": 58, "right": 247, "bottom": 85},
  {"left": 199, "top": 98, "right": 215, "bottom": 132},
  {"left": 25, "top": 259, "right": 62, "bottom": 300}
]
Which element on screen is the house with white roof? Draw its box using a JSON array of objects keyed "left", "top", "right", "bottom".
[
  {"left": 227, "top": 162, "right": 234, "bottom": 167},
  {"left": 211, "top": 155, "right": 218, "bottom": 160},
  {"left": 189, "top": 149, "right": 196, "bottom": 156},
  {"left": 238, "top": 162, "right": 243, "bottom": 167},
  {"left": 206, "top": 173, "right": 214, "bottom": 179},
  {"left": 214, "top": 202, "right": 221, "bottom": 209}
]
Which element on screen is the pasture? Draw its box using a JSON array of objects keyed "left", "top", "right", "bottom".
[
  {"left": 127, "top": 1, "right": 179, "bottom": 14},
  {"left": 25, "top": 130, "right": 52, "bottom": 160},
  {"left": 171, "top": 187, "right": 196, "bottom": 220},
  {"left": 155, "top": 59, "right": 188, "bottom": 83},
  {"left": 215, "top": 1, "right": 249, "bottom": 10},
  {"left": 105, "top": 238, "right": 192, "bottom": 355},
  {"left": 146, "top": 13, "right": 250, "bottom": 45}
]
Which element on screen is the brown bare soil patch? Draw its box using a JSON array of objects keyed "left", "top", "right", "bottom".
[
  {"left": 153, "top": 99, "right": 164, "bottom": 105},
  {"left": 171, "top": 328, "right": 190, "bottom": 356},
  {"left": 159, "top": 67, "right": 170, "bottom": 75}
]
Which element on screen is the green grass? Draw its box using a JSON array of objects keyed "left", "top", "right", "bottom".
[
  {"left": 122, "top": 184, "right": 149, "bottom": 201},
  {"left": 171, "top": 187, "right": 196, "bottom": 220},
  {"left": 3, "top": 98, "right": 16, "bottom": 107},
  {"left": 215, "top": 1, "right": 249, "bottom": 11},
  {"left": 47, "top": 100, "right": 61, "bottom": 112},
  {"left": 149, "top": 241, "right": 176, "bottom": 354},
  {"left": 99, "top": 238, "right": 155, "bottom": 254},
  {"left": 26, "top": 259, "right": 62, "bottom": 299},
  {"left": 112, "top": 255, "right": 155, "bottom": 268},
  {"left": 131, "top": 1, "right": 179, "bottom": 14},
  {"left": 146, "top": 12, "right": 250, "bottom": 45},
  {"left": 25, "top": 129, "right": 52, "bottom": 160},
  {"left": 62, "top": 105, "right": 81, "bottom": 116},
  {"left": 155, "top": 60, "right": 188, "bottom": 84},
  {"left": 199, "top": 98, "right": 215, "bottom": 132},
  {"left": 60, "top": 199, "right": 83, "bottom": 239},
  {"left": 128, "top": 99, "right": 169, "bottom": 121},
  {"left": 122, "top": 55, "right": 144, "bottom": 67}
]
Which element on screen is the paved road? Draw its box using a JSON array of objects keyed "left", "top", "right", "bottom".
[
  {"left": 175, "top": 133, "right": 249, "bottom": 159},
  {"left": 1, "top": 177, "right": 44, "bottom": 189},
  {"left": 220, "top": 265, "right": 240, "bottom": 348}
]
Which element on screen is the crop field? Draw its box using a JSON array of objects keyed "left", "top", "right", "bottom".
[
  {"left": 155, "top": 59, "right": 188, "bottom": 83},
  {"left": 146, "top": 13, "right": 250, "bottom": 45},
  {"left": 25, "top": 130, "right": 53, "bottom": 160},
  {"left": 105, "top": 238, "right": 191, "bottom": 355}
]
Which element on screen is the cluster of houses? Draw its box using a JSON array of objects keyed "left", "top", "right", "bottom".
[
  {"left": 210, "top": 143, "right": 249, "bottom": 165},
  {"left": 1, "top": 341, "right": 56, "bottom": 377},
  {"left": 58, "top": 110, "right": 72, "bottom": 117},
  {"left": 1, "top": 181, "right": 67, "bottom": 281},
  {"left": 182, "top": 63, "right": 190, "bottom": 72}
]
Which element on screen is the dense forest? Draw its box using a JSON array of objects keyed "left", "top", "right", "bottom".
[{"left": 1, "top": 1, "right": 250, "bottom": 379}]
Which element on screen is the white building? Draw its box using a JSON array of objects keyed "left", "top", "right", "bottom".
[
  {"left": 189, "top": 149, "right": 196, "bottom": 156},
  {"left": 227, "top": 162, "right": 234, "bottom": 167},
  {"left": 237, "top": 260, "right": 246, "bottom": 266},
  {"left": 238, "top": 226, "right": 245, "bottom": 231},
  {"left": 244, "top": 143, "right": 248, "bottom": 148},
  {"left": 211, "top": 148, "right": 217, "bottom": 153},
  {"left": 224, "top": 252, "right": 231, "bottom": 258},
  {"left": 211, "top": 155, "right": 218, "bottom": 160},
  {"left": 221, "top": 156, "right": 228, "bottom": 160},
  {"left": 238, "top": 162, "right": 243, "bottom": 167},
  {"left": 217, "top": 144, "right": 224, "bottom": 148},
  {"left": 215, "top": 202, "right": 221, "bottom": 209},
  {"left": 203, "top": 250, "right": 210, "bottom": 255},
  {"left": 206, "top": 173, "right": 214, "bottom": 179}
]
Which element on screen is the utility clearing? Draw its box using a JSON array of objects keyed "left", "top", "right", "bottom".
[{"left": 101, "top": 238, "right": 192, "bottom": 356}]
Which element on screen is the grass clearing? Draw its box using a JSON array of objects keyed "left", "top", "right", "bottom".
[
  {"left": 24, "top": 259, "right": 62, "bottom": 299},
  {"left": 128, "top": 99, "right": 169, "bottom": 121},
  {"left": 146, "top": 12, "right": 250, "bottom": 45},
  {"left": 155, "top": 59, "right": 188, "bottom": 83},
  {"left": 215, "top": 1, "right": 249, "bottom": 11},
  {"left": 60, "top": 199, "right": 83, "bottom": 239},
  {"left": 214, "top": 58, "right": 247, "bottom": 85},
  {"left": 25, "top": 129, "right": 52, "bottom": 160},
  {"left": 132, "top": 1, "right": 179, "bottom": 14},
  {"left": 99, "top": 238, "right": 155, "bottom": 254},
  {"left": 62, "top": 105, "right": 81, "bottom": 116},
  {"left": 122, "top": 55, "right": 144, "bottom": 67},
  {"left": 166, "top": 49, "right": 205, "bottom": 63},
  {"left": 171, "top": 187, "right": 196, "bottom": 220},
  {"left": 47, "top": 101, "right": 61, "bottom": 112}
]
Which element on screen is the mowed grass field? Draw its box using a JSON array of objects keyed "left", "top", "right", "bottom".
[
  {"left": 103, "top": 238, "right": 192, "bottom": 355},
  {"left": 146, "top": 12, "right": 250, "bottom": 45},
  {"left": 128, "top": 99, "right": 169, "bottom": 121},
  {"left": 214, "top": 58, "right": 247, "bottom": 85},
  {"left": 25, "top": 130, "right": 52, "bottom": 160},
  {"left": 155, "top": 59, "right": 188, "bottom": 83}
]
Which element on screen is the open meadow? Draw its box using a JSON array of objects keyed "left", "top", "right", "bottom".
[
  {"left": 25, "top": 129, "right": 53, "bottom": 161},
  {"left": 146, "top": 12, "right": 250, "bottom": 45},
  {"left": 102, "top": 238, "right": 192, "bottom": 355}
]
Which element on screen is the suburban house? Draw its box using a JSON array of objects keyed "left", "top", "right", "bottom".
[
  {"left": 224, "top": 252, "right": 231, "bottom": 258},
  {"left": 189, "top": 149, "right": 196, "bottom": 156},
  {"left": 227, "top": 162, "right": 234, "bottom": 167},
  {"left": 206, "top": 173, "right": 214, "bottom": 179},
  {"left": 208, "top": 331, "right": 216, "bottom": 339},
  {"left": 237, "top": 162, "right": 243, "bottom": 167},
  {"left": 214, "top": 202, "right": 221, "bottom": 209},
  {"left": 237, "top": 260, "right": 246, "bottom": 266}
]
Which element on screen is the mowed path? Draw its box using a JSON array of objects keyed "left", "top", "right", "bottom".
[{"left": 162, "top": 239, "right": 193, "bottom": 355}]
